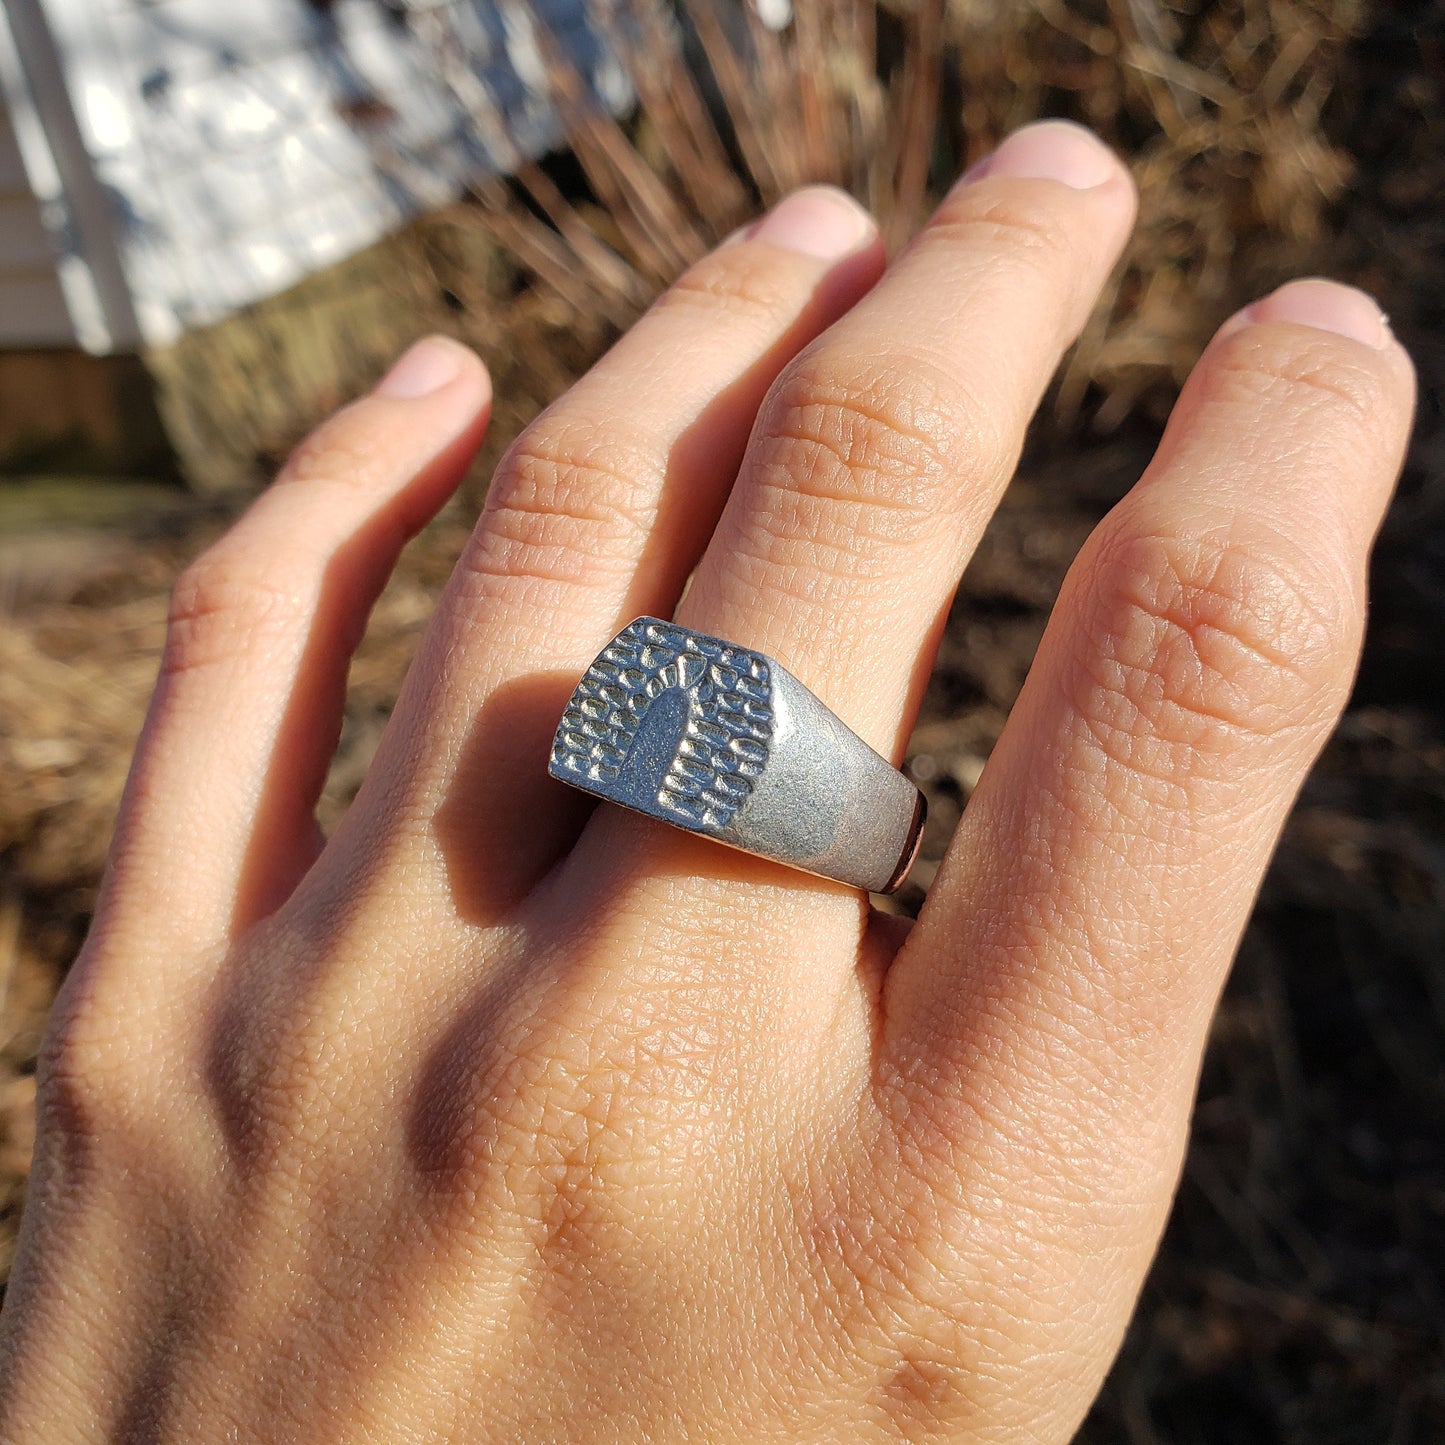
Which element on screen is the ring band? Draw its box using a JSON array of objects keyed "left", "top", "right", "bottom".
[{"left": 548, "top": 618, "right": 925, "bottom": 893}]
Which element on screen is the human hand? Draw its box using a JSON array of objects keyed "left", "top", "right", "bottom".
[{"left": 0, "top": 122, "right": 1415, "bottom": 1442}]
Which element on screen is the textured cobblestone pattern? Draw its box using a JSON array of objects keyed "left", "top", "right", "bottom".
[{"left": 550, "top": 619, "right": 773, "bottom": 831}]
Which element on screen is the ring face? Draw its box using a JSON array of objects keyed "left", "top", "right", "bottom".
[
  {"left": 549, "top": 618, "right": 925, "bottom": 894},
  {"left": 550, "top": 619, "right": 775, "bottom": 835}
]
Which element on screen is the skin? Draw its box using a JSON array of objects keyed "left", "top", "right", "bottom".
[{"left": 0, "top": 122, "right": 1416, "bottom": 1442}]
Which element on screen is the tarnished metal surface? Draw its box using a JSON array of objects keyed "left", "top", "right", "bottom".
[{"left": 550, "top": 617, "right": 925, "bottom": 894}]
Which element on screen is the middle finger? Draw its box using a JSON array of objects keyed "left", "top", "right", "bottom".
[{"left": 678, "top": 121, "right": 1137, "bottom": 761}]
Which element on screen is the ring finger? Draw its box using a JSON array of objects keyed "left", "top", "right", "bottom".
[
  {"left": 581, "top": 122, "right": 1136, "bottom": 902},
  {"left": 681, "top": 121, "right": 1136, "bottom": 760}
]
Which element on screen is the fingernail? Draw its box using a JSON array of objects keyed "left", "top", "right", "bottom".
[
  {"left": 749, "top": 186, "right": 876, "bottom": 260},
  {"left": 375, "top": 336, "right": 464, "bottom": 398},
  {"left": 1224, "top": 278, "right": 1391, "bottom": 349},
  {"left": 960, "top": 119, "right": 1118, "bottom": 190}
]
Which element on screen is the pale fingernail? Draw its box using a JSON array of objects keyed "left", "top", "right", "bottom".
[
  {"left": 1222, "top": 278, "right": 1392, "bottom": 349},
  {"left": 960, "top": 119, "right": 1118, "bottom": 190},
  {"left": 749, "top": 186, "right": 876, "bottom": 260},
  {"left": 375, "top": 336, "right": 465, "bottom": 398}
]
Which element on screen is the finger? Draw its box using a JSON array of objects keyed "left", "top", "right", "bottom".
[
  {"left": 880, "top": 282, "right": 1414, "bottom": 1426},
  {"left": 677, "top": 121, "right": 1137, "bottom": 760},
  {"left": 346, "top": 190, "right": 886, "bottom": 917},
  {"left": 98, "top": 338, "right": 491, "bottom": 959}
]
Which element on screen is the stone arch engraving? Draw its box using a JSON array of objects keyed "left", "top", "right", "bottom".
[{"left": 550, "top": 619, "right": 773, "bottom": 830}]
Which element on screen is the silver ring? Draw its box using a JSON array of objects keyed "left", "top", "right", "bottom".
[{"left": 548, "top": 618, "right": 925, "bottom": 893}]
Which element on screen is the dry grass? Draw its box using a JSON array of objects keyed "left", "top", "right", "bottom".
[{"left": 1, "top": 0, "right": 1443, "bottom": 1437}]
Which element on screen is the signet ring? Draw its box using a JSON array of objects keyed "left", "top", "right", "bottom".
[{"left": 548, "top": 618, "right": 925, "bottom": 894}]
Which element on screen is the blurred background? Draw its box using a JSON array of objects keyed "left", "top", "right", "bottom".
[{"left": 0, "top": 0, "right": 1441, "bottom": 1438}]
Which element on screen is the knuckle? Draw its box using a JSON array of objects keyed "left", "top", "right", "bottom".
[
  {"left": 664, "top": 246, "right": 809, "bottom": 323},
  {"left": 164, "top": 552, "right": 310, "bottom": 678},
  {"left": 466, "top": 416, "right": 659, "bottom": 587},
  {"left": 1200, "top": 325, "right": 1394, "bottom": 438},
  {"left": 930, "top": 184, "right": 1077, "bottom": 269},
  {"left": 798, "top": 1123, "right": 1033, "bottom": 1437},
  {"left": 748, "top": 345, "right": 1004, "bottom": 557},
  {"left": 439, "top": 959, "right": 727, "bottom": 1203},
  {"left": 1069, "top": 525, "right": 1357, "bottom": 775},
  {"left": 209, "top": 1006, "right": 332, "bottom": 1172},
  {"left": 437, "top": 1036, "right": 675, "bottom": 1261},
  {"left": 200, "top": 920, "right": 366, "bottom": 1171},
  {"left": 252, "top": 1024, "right": 330, "bottom": 1153},
  {"left": 37, "top": 973, "right": 157, "bottom": 1151},
  {"left": 518, "top": 1081, "right": 632, "bottom": 1261},
  {"left": 276, "top": 406, "right": 391, "bottom": 491}
]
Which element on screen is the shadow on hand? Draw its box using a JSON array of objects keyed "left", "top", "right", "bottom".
[{"left": 432, "top": 668, "right": 597, "bottom": 925}]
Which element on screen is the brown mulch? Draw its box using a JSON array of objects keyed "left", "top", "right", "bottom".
[{"left": 2, "top": 2, "right": 1443, "bottom": 1439}]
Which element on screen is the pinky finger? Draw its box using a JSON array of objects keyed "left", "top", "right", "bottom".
[{"left": 98, "top": 337, "right": 490, "bottom": 962}]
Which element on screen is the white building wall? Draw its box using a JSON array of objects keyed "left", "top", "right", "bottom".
[{"left": 0, "top": 0, "right": 628, "bottom": 351}]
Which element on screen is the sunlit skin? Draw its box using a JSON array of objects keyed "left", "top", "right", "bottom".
[{"left": 0, "top": 122, "right": 1415, "bottom": 1442}]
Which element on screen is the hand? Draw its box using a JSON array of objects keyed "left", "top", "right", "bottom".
[{"left": 0, "top": 122, "right": 1414, "bottom": 1442}]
